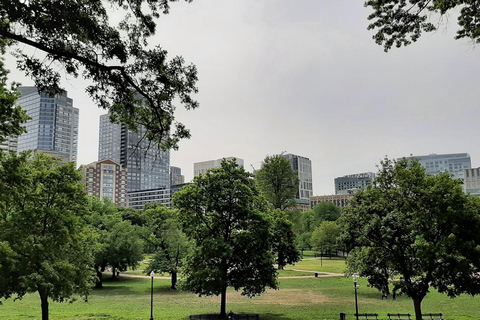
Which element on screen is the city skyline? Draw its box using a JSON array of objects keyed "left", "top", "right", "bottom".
[{"left": 4, "top": 1, "right": 480, "bottom": 195}]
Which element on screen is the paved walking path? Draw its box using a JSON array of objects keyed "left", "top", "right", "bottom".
[{"left": 117, "top": 269, "right": 344, "bottom": 280}]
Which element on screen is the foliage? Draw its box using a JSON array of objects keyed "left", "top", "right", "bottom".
[
  {"left": 268, "top": 209, "right": 300, "bottom": 270},
  {"left": 86, "top": 197, "right": 143, "bottom": 288},
  {"left": 174, "top": 159, "right": 277, "bottom": 317},
  {"left": 300, "top": 202, "right": 341, "bottom": 236},
  {"left": 0, "top": 39, "right": 29, "bottom": 142},
  {"left": 256, "top": 154, "right": 299, "bottom": 210},
  {"left": 311, "top": 221, "right": 341, "bottom": 257},
  {"left": 140, "top": 204, "right": 190, "bottom": 289},
  {"left": 0, "top": 152, "right": 95, "bottom": 320},
  {"left": 340, "top": 157, "right": 480, "bottom": 320},
  {"left": 0, "top": 0, "right": 198, "bottom": 150},
  {"left": 365, "top": 0, "right": 480, "bottom": 51}
]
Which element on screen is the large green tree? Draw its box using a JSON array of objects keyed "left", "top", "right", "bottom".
[
  {"left": 0, "top": 152, "right": 95, "bottom": 320},
  {"left": 87, "top": 198, "right": 143, "bottom": 288},
  {"left": 1, "top": 0, "right": 198, "bottom": 150},
  {"left": 139, "top": 204, "right": 189, "bottom": 290},
  {"left": 365, "top": 0, "right": 480, "bottom": 52},
  {"left": 340, "top": 158, "right": 480, "bottom": 320},
  {"left": 268, "top": 209, "right": 300, "bottom": 270},
  {"left": 173, "top": 159, "right": 278, "bottom": 318},
  {"left": 256, "top": 154, "right": 299, "bottom": 210},
  {"left": 311, "top": 221, "right": 341, "bottom": 258}
]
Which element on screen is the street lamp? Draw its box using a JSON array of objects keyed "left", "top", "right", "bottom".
[
  {"left": 353, "top": 274, "right": 359, "bottom": 320},
  {"left": 150, "top": 271, "right": 155, "bottom": 320}
]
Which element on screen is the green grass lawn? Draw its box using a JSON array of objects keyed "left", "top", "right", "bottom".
[
  {"left": 286, "top": 256, "right": 347, "bottom": 274},
  {"left": 1, "top": 274, "right": 479, "bottom": 320}
]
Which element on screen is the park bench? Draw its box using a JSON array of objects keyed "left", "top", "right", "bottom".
[
  {"left": 355, "top": 313, "right": 379, "bottom": 320},
  {"left": 422, "top": 313, "right": 443, "bottom": 320},
  {"left": 387, "top": 313, "right": 411, "bottom": 320}
]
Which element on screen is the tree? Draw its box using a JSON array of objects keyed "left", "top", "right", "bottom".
[
  {"left": 140, "top": 204, "right": 189, "bottom": 290},
  {"left": 311, "top": 221, "right": 341, "bottom": 258},
  {"left": 1, "top": 0, "right": 198, "bottom": 150},
  {"left": 312, "top": 202, "right": 342, "bottom": 222},
  {"left": 0, "top": 38, "right": 29, "bottom": 141},
  {"left": 365, "top": 0, "right": 480, "bottom": 52},
  {"left": 268, "top": 209, "right": 300, "bottom": 270},
  {"left": 173, "top": 159, "right": 277, "bottom": 318},
  {"left": 0, "top": 152, "right": 95, "bottom": 320},
  {"left": 256, "top": 154, "right": 299, "bottom": 210},
  {"left": 87, "top": 199, "right": 143, "bottom": 287},
  {"left": 340, "top": 158, "right": 480, "bottom": 320}
]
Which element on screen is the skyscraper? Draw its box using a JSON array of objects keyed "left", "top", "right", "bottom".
[
  {"left": 16, "top": 86, "right": 79, "bottom": 163},
  {"left": 281, "top": 153, "right": 313, "bottom": 203},
  {"left": 170, "top": 166, "right": 185, "bottom": 185},
  {"left": 98, "top": 114, "right": 170, "bottom": 192}
]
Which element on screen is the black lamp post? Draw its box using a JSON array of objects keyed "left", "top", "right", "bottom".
[
  {"left": 353, "top": 274, "right": 359, "bottom": 320},
  {"left": 150, "top": 271, "right": 155, "bottom": 320}
]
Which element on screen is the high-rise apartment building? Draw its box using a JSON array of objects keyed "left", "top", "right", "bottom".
[
  {"left": 335, "top": 172, "right": 375, "bottom": 195},
  {"left": 281, "top": 153, "right": 313, "bottom": 203},
  {"left": 194, "top": 157, "right": 244, "bottom": 177},
  {"left": 170, "top": 166, "right": 185, "bottom": 185},
  {"left": 80, "top": 159, "right": 128, "bottom": 207},
  {"left": 403, "top": 153, "right": 471, "bottom": 180},
  {"left": 98, "top": 114, "right": 170, "bottom": 192},
  {"left": 16, "top": 86, "right": 79, "bottom": 163}
]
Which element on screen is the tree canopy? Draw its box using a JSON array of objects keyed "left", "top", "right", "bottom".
[
  {"left": 0, "top": 152, "right": 95, "bottom": 320},
  {"left": 173, "top": 159, "right": 277, "bottom": 317},
  {"left": 0, "top": 0, "right": 198, "bottom": 150},
  {"left": 365, "top": 0, "right": 480, "bottom": 51},
  {"left": 256, "top": 154, "right": 299, "bottom": 210},
  {"left": 138, "top": 204, "right": 189, "bottom": 290},
  {"left": 268, "top": 209, "right": 300, "bottom": 270},
  {"left": 0, "top": 38, "right": 28, "bottom": 142},
  {"left": 340, "top": 158, "right": 480, "bottom": 320}
]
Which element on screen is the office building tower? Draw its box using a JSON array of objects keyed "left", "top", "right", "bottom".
[
  {"left": 170, "top": 166, "right": 185, "bottom": 185},
  {"left": 281, "top": 153, "right": 313, "bottom": 203},
  {"left": 16, "top": 86, "right": 79, "bottom": 164},
  {"left": 98, "top": 114, "right": 170, "bottom": 193},
  {"left": 403, "top": 153, "right": 471, "bottom": 180},
  {"left": 464, "top": 167, "right": 480, "bottom": 197},
  {"left": 335, "top": 172, "right": 375, "bottom": 195},
  {"left": 194, "top": 157, "right": 244, "bottom": 177},
  {"left": 80, "top": 159, "right": 128, "bottom": 207}
]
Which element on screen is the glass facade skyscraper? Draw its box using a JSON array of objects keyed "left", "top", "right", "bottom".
[
  {"left": 16, "top": 87, "right": 79, "bottom": 164},
  {"left": 98, "top": 114, "right": 170, "bottom": 192}
]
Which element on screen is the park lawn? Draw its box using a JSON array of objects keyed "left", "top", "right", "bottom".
[
  {"left": 276, "top": 269, "right": 321, "bottom": 277},
  {"left": 1, "top": 275, "right": 479, "bottom": 320},
  {"left": 286, "top": 256, "right": 347, "bottom": 274},
  {"left": 122, "top": 255, "right": 152, "bottom": 276}
]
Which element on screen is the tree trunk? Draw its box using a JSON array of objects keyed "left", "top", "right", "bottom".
[
  {"left": 413, "top": 297, "right": 423, "bottom": 320},
  {"left": 112, "top": 267, "right": 116, "bottom": 279},
  {"left": 170, "top": 272, "right": 177, "bottom": 290},
  {"left": 39, "top": 289, "right": 49, "bottom": 320},
  {"left": 95, "top": 268, "right": 103, "bottom": 288},
  {"left": 220, "top": 284, "right": 227, "bottom": 318}
]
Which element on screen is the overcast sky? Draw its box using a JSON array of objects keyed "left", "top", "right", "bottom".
[{"left": 6, "top": 1, "right": 480, "bottom": 195}]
